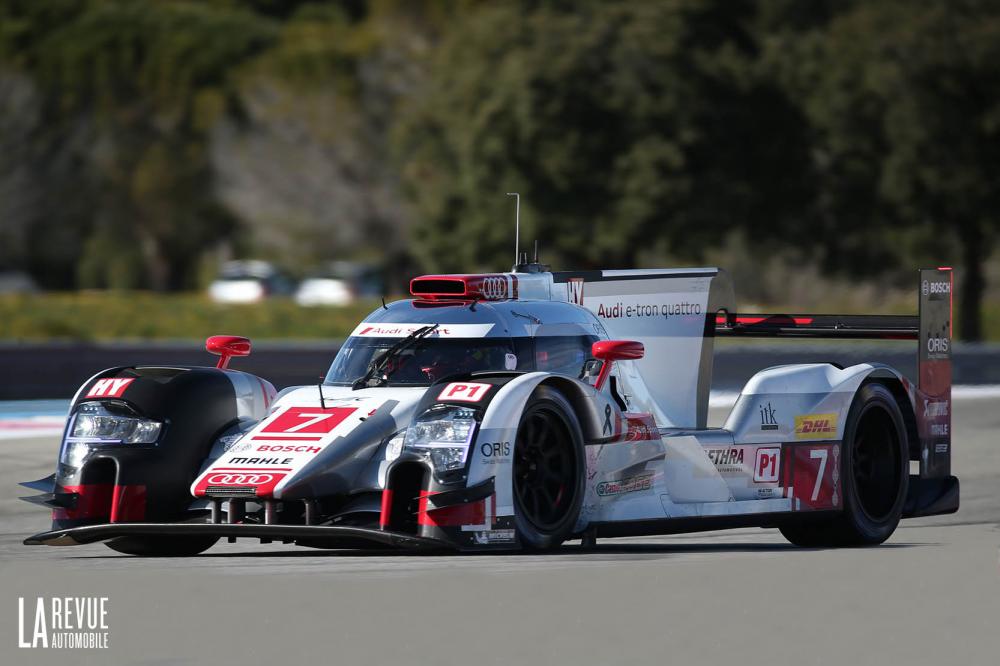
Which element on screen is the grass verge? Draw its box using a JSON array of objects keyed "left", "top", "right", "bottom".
[
  {"left": 0, "top": 292, "right": 996, "bottom": 341},
  {"left": 0, "top": 292, "right": 380, "bottom": 341}
]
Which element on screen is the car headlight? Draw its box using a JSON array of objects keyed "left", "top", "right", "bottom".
[
  {"left": 69, "top": 402, "right": 162, "bottom": 444},
  {"left": 403, "top": 406, "right": 477, "bottom": 472},
  {"left": 384, "top": 430, "right": 406, "bottom": 462}
]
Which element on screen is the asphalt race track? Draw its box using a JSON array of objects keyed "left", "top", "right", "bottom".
[{"left": 2, "top": 399, "right": 998, "bottom": 666}]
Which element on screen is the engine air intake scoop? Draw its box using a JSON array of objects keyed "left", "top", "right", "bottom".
[{"left": 410, "top": 274, "right": 518, "bottom": 301}]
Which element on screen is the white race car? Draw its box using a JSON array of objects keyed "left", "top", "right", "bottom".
[{"left": 22, "top": 263, "right": 957, "bottom": 555}]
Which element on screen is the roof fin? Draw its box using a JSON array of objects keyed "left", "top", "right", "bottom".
[{"left": 506, "top": 192, "right": 520, "bottom": 270}]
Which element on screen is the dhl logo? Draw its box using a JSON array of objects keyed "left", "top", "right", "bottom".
[{"left": 794, "top": 413, "right": 838, "bottom": 439}]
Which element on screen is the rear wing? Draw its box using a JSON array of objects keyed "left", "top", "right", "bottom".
[
  {"left": 715, "top": 268, "right": 953, "bottom": 479},
  {"left": 715, "top": 313, "right": 919, "bottom": 339}
]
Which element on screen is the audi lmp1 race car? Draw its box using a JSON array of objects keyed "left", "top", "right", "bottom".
[{"left": 21, "top": 263, "right": 958, "bottom": 555}]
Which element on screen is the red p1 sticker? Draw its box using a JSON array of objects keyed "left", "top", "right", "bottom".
[
  {"left": 437, "top": 382, "right": 490, "bottom": 402},
  {"left": 753, "top": 447, "right": 780, "bottom": 482},
  {"left": 86, "top": 377, "right": 135, "bottom": 398}
]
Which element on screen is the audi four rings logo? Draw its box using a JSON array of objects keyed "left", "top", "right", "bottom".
[
  {"left": 206, "top": 473, "right": 274, "bottom": 485},
  {"left": 480, "top": 277, "right": 508, "bottom": 300}
]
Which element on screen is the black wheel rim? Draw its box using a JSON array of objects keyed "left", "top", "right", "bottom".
[
  {"left": 513, "top": 407, "right": 575, "bottom": 532},
  {"left": 852, "top": 406, "right": 901, "bottom": 522}
]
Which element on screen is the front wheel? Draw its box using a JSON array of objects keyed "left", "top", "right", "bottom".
[
  {"left": 105, "top": 536, "right": 219, "bottom": 557},
  {"left": 780, "top": 382, "right": 909, "bottom": 547},
  {"left": 512, "top": 386, "right": 585, "bottom": 550}
]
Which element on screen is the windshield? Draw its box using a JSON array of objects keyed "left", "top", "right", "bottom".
[{"left": 325, "top": 337, "right": 527, "bottom": 386}]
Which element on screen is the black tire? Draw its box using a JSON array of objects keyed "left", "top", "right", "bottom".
[
  {"left": 105, "top": 536, "right": 219, "bottom": 557},
  {"left": 780, "top": 382, "right": 909, "bottom": 547},
  {"left": 512, "top": 386, "right": 585, "bottom": 550}
]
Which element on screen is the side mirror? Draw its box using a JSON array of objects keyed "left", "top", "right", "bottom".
[
  {"left": 206, "top": 335, "right": 252, "bottom": 369},
  {"left": 590, "top": 340, "right": 643, "bottom": 390},
  {"left": 592, "top": 340, "right": 644, "bottom": 362}
]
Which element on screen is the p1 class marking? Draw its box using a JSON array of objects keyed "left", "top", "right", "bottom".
[{"left": 438, "top": 382, "right": 490, "bottom": 402}]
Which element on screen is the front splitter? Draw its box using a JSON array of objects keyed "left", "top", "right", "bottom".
[{"left": 24, "top": 522, "right": 448, "bottom": 550}]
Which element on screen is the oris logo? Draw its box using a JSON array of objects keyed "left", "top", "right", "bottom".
[
  {"left": 927, "top": 336, "right": 950, "bottom": 354},
  {"left": 206, "top": 473, "right": 274, "bottom": 485},
  {"left": 481, "top": 441, "right": 511, "bottom": 457},
  {"left": 479, "top": 277, "right": 509, "bottom": 300}
]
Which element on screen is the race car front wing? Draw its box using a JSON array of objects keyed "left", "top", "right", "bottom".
[{"left": 24, "top": 522, "right": 447, "bottom": 550}]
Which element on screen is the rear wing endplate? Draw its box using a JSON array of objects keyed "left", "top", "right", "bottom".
[{"left": 715, "top": 268, "right": 953, "bottom": 478}]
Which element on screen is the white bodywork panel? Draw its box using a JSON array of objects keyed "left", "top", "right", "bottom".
[
  {"left": 221, "top": 369, "right": 277, "bottom": 422},
  {"left": 724, "top": 363, "right": 879, "bottom": 443},
  {"left": 574, "top": 363, "right": 890, "bottom": 529},
  {"left": 552, "top": 271, "right": 717, "bottom": 428},
  {"left": 192, "top": 384, "right": 426, "bottom": 499}
]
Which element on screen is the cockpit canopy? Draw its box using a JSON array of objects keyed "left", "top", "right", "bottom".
[{"left": 324, "top": 299, "right": 606, "bottom": 387}]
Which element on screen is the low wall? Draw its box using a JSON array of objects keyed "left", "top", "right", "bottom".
[
  {"left": 1, "top": 340, "right": 998, "bottom": 399},
  {"left": 0, "top": 341, "right": 340, "bottom": 399},
  {"left": 711, "top": 341, "right": 1000, "bottom": 390}
]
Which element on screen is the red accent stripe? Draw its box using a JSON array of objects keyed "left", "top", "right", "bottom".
[
  {"left": 416, "top": 490, "right": 489, "bottom": 527},
  {"left": 379, "top": 489, "right": 393, "bottom": 529},
  {"left": 948, "top": 270, "right": 954, "bottom": 337},
  {"left": 715, "top": 314, "right": 815, "bottom": 326},
  {"left": 204, "top": 467, "right": 294, "bottom": 472},
  {"left": 251, "top": 435, "right": 322, "bottom": 441},
  {"left": 52, "top": 484, "right": 114, "bottom": 521},
  {"left": 256, "top": 377, "right": 271, "bottom": 409},
  {"left": 110, "top": 485, "right": 147, "bottom": 522}
]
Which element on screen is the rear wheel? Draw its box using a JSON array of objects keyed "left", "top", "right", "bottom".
[
  {"left": 105, "top": 536, "right": 219, "bottom": 557},
  {"left": 512, "top": 386, "right": 585, "bottom": 550},
  {"left": 780, "top": 383, "right": 909, "bottom": 547}
]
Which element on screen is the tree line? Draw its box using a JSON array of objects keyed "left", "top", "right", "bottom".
[{"left": 0, "top": 0, "right": 997, "bottom": 339}]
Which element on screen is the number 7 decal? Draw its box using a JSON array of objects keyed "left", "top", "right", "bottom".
[
  {"left": 262, "top": 407, "right": 357, "bottom": 435},
  {"left": 789, "top": 444, "right": 840, "bottom": 510},
  {"left": 809, "top": 449, "right": 828, "bottom": 501},
  {"left": 283, "top": 413, "right": 337, "bottom": 432}
]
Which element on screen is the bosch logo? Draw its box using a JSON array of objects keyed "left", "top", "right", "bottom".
[
  {"left": 929, "top": 281, "right": 950, "bottom": 294},
  {"left": 480, "top": 277, "right": 508, "bottom": 300},
  {"left": 924, "top": 280, "right": 950, "bottom": 298},
  {"left": 206, "top": 473, "right": 273, "bottom": 485}
]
